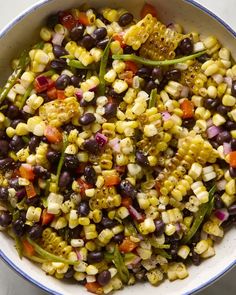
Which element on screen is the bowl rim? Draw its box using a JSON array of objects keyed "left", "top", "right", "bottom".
[{"left": 0, "top": 0, "right": 236, "bottom": 294}]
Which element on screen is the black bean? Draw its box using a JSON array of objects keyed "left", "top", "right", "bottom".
[
  {"left": 191, "top": 250, "right": 201, "bottom": 266},
  {"left": 183, "top": 208, "right": 192, "bottom": 217},
  {"left": 96, "top": 13, "right": 110, "bottom": 25},
  {"left": 0, "top": 187, "right": 8, "bottom": 201},
  {"left": 64, "top": 266, "right": 75, "bottom": 279},
  {"left": 225, "top": 120, "right": 236, "bottom": 131},
  {"left": 152, "top": 67, "right": 163, "bottom": 82},
  {"left": 8, "top": 178, "right": 20, "bottom": 190},
  {"left": 46, "top": 150, "right": 61, "bottom": 164},
  {"left": 214, "top": 194, "right": 224, "bottom": 209},
  {"left": 87, "top": 251, "right": 104, "bottom": 264},
  {"left": 119, "top": 179, "right": 137, "bottom": 199},
  {"left": 0, "top": 158, "right": 14, "bottom": 171},
  {"left": 229, "top": 204, "right": 236, "bottom": 215},
  {"left": 84, "top": 139, "right": 100, "bottom": 155},
  {"left": 11, "top": 119, "right": 24, "bottom": 129},
  {"left": 136, "top": 151, "right": 149, "bottom": 167},
  {"left": 47, "top": 14, "right": 59, "bottom": 29},
  {"left": 216, "top": 131, "right": 231, "bottom": 145},
  {"left": 78, "top": 201, "right": 90, "bottom": 217},
  {"left": 9, "top": 135, "right": 25, "bottom": 151},
  {"left": 93, "top": 27, "right": 107, "bottom": 41},
  {"left": 231, "top": 80, "right": 236, "bottom": 97},
  {"left": 217, "top": 105, "right": 231, "bottom": 116},
  {"left": 53, "top": 45, "right": 68, "bottom": 58},
  {"left": 191, "top": 229, "right": 201, "bottom": 244},
  {"left": 97, "top": 270, "right": 111, "bottom": 286},
  {"left": 145, "top": 80, "right": 157, "bottom": 94},
  {"left": 101, "top": 217, "right": 117, "bottom": 229},
  {"left": 50, "top": 58, "right": 67, "bottom": 71},
  {"left": 197, "top": 53, "right": 210, "bottom": 63},
  {"left": 108, "top": 88, "right": 124, "bottom": 100},
  {"left": 7, "top": 105, "right": 19, "bottom": 119},
  {"left": 182, "top": 118, "right": 196, "bottom": 129},
  {"left": 28, "top": 224, "right": 43, "bottom": 240},
  {"left": 84, "top": 165, "right": 97, "bottom": 185},
  {"left": 68, "top": 225, "right": 82, "bottom": 239},
  {"left": 204, "top": 98, "right": 220, "bottom": 110},
  {"left": 113, "top": 233, "right": 124, "bottom": 244},
  {"left": 55, "top": 74, "right": 71, "bottom": 90},
  {"left": 81, "top": 35, "right": 96, "bottom": 50},
  {"left": 0, "top": 211, "right": 12, "bottom": 227},
  {"left": 59, "top": 171, "right": 71, "bottom": 188},
  {"left": 178, "top": 38, "right": 193, "bottom": 55},
  {"left": 34, "top": 165, "right": 51, "bottom": 179},
  {"left": 118, "top": 13, "right": 134, "bottom": 27},
  {"left": 20, "top": 110, "right": 31, "bottom": 121},
  {"left": 96, "top": 39, "right": 109, "bottom": 50},
  {"left": 0, "top": 140, "right": 9, "bottom": 156},
  {"left": 71, "top": 75, "right": 81, "bottom": 87},
  {"left": 80, "top": 98, "right": 96, "bottom": 107},
  {"left": 0, "top": 130, "right": 6, "bottom": 140},
  {"left": 170, "top": 242, "right": 179, "bottom": 259},
  {"left": 165, "top": 69, "right": 181, "bottom": 81},
  {"left": 104, "top": 103, "right": 117, "bottom": 119},
  {"left": 123, "top": 45, "right": 135, "bottom": 54},
  {"left": 12, "top": 219, "right": 25, "bottom": 237},
  {"left": 29, "top": 136, "right": 41, "bottom": 154},
  {"left": 79, "top": 113, "right": 96, "bottom": 126},
  {"left": 16, "top": 188, "right": 26, "bottom": 200},
  {"left": 154, "top": 220, "right": 165, "bottom": 236},
  {"left": 70, "top": 24, "right": 85, "bottom": 41},
  {"left": 137, "top": 67, "right": 152, "bottom": 79},
  {"left": 231, "top": 139, "right": 236, "bottom": 151},
  {"left": 229, "top": 167, "right": 236, "bottom": 178},
  {"left": 64, "top": 124, "right": 78, "bottom": 134},
  {"left": 64, "top": 154, "right": 79, "bottom": 170},
  {"left": 25, "top": 195, "right": 41, "bottom": 206}
]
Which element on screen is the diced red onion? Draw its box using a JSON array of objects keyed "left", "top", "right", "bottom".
[
  {"left": 23, "top": 105, "right": 33, "bottom": 114},
  {"left": 131, "top": 256, "right": 141, "bottom": 265},
  {"left": 223, "top": 142, "right": 232, "bottom": 155},
  {"left": 175, "top": 222, "right": 182, "bottom": 232},
  {"left": 75, "top": 249, "right": 81, "bottom": 261},
  {"left": 224, "top": 76, "right": 232, "bottom": 88},
  {"left": 75, "top": 90, "right": 83, "bottom": 100},
  {"left": 109, "top": 138, "right": 120, "bottom": 153},
  {"left": 212, "top": 74, "right": 223, "bottom": 84},
  {"left": 215, "top": 208, "right": 229, "bottom": 222},
  {"left": 216, "top": 179, "right": 227, "bottom": 191},
  {"left": 180, "top": 86, "right": 189, "bottom": 98},
  {"left": 16, "top": 188, "right": 26, "bottom": 199},
  {"left": 128, "top": 205, "right": 144, "bottom": 221},
  {"left": 52, "top": 33, "right": 64, "bottom": 46},
  {"left": 206, "top": 118, "right": 213, "bottom": 128},
  {"left": 207, "top": 125, "right": 221, "bottom": 138},
  {"left": 95, "top": 132, "right": 108, "bottom": 147},
  {"left": 161, "top": 111, "right": 171, "bottom": 121}
]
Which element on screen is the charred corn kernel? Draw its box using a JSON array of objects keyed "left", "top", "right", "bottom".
[
  {"left": 26, "top": 206, "right": 42, "bottom": 222},
  {"left": 177, "top": 245, "right": 190, "bottom": 259},
  {"left": 112, "top": 60, "right": 126, "bottom": 74},
  {"left": 116, "top": 206, "right": 129, "bottom": 219},
  {"left": 194, "top": 240, "right": 209, "bottom": 254},
  {"left": 203, "top": 221, "right": 224, "bottom": 237},
  {"left": 146, "top": 269, "right": 164, "bottom": 285},
  {"left": 221, "top": 192, "right": 236, "bottom": 207},
  {"left": 40, "top": 27, "right": 52, "bottom": 41},
  {"left": 84, "top": 224, "right": 98, "bottom": 240},
  {"left": 112, "top": 79, "right": 128, "bottom": 93},
  {"left": 167, "top": 263, "right": 188, "bottom": 281},
  {"left": 98, "top": 229, "right": 114, "bottom": 244},
  {"left": 191, "top": 181, "right": 209, "bottom": 204},
  {"left": 200, "top": 246, "right": 215, "bottom": 259},
  {"left": 85, "top": 188, "right": 95, "bottom": 198},
  {"left": 212, "top": 113, "right": 226, "bottom": 126},
  {"left": 92, "top": 209, "right": 102, "bottom": 223},
  {"left": 222, "top": 94, "right": 236, "bottom": 106}
]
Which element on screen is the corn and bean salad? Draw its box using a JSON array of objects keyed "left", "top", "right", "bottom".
[{"left": 0, "top": 2, "right": 236, "bottom": 293}]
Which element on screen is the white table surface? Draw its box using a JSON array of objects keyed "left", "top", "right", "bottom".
[{"left": 0, "top": 0, "right": 236, "bottom": 294}]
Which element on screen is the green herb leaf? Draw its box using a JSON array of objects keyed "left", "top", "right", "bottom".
[
  {"left": 150, "top": 237, "right": 170, "bottom": 249},
  {"left": 67, "top": 59, "right": 97, "bottom": 70},
  {"left": 112, "top": 50, "right": 206, "bottom": 67},
  {"left": 149, "top": 88, "right": 157, "bottom": 108},
  {"left": 182, "top": 185, "right": 216, "bottom": 244},
  {"left": 98, "top": 39, "right": 112, "bottom": 96},
  {"left": 113, "top": 245, "right": 130, "bottom": 284}
]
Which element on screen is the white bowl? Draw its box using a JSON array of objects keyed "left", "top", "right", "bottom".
[{"left": 0, "top": 0, "right": 236, "bottom": 294}]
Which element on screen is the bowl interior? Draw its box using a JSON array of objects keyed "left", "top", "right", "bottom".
[{"left": 0, "top": 0, "right": 236, "bottom": 294}]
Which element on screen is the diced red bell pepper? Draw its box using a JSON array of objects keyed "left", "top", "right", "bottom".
[
  {"left": 125, "top": 61, "right": 138, "bottom": 74},
  {"left": 57, "top": 90, "right": 66, "bottom": 99},
  {"left": 76, "top": 163, "right": 87, "bottom": 174},
  {"left": 113, "top": 33, "right": 125, "bottom": 48},
  {"left": 19, "top": 164, "right": 35, "bottom": 181},
  {"left": 77, "top": 12, "right": 90, "bottom": 26},
  {"left": 34, "top": 76, "right": 54, "bottom": 93},
  {"left": 44, "top": 126, "right": 63, "bottom": 144},
  {"left": 47, "top": 87, "right": 58, "bottom": 100},
  {"left": 22, "top": 239, "right": 35, "bottom": 256},
  {"left": 141, "top": 3, "right": 158, "bottom": 18},
  {"left": 229, "top": 151, "right": 236, "bottom": 168},
  {"left": 119, "top": 238, "right": 138, "bottom": 253},
  {"left": 121, "top": 196, "right": 133, "bottom": 208},
  {"left": 41, "top": 209, "right": 55, "bottom": 225},
  {"left": 25, "top": 182, "right": 37, "bottom": 199},
  {"left": 128, "top": 205, "right": 145, "bottom": 222},
  {"left": 59, "top": 11, "right": 77, "bottom": 30},
  {"left": 104, "top": 175, "right": 121, "bottom": 187},
  {"left": 180, "top": 99, "right": 194, "bottom": 119},
  {"left": 77, "top": 178, "right": 93, "bottom": 197},
  {"left": 85, "top": 282, "right": 103, "bottom": 295}
]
